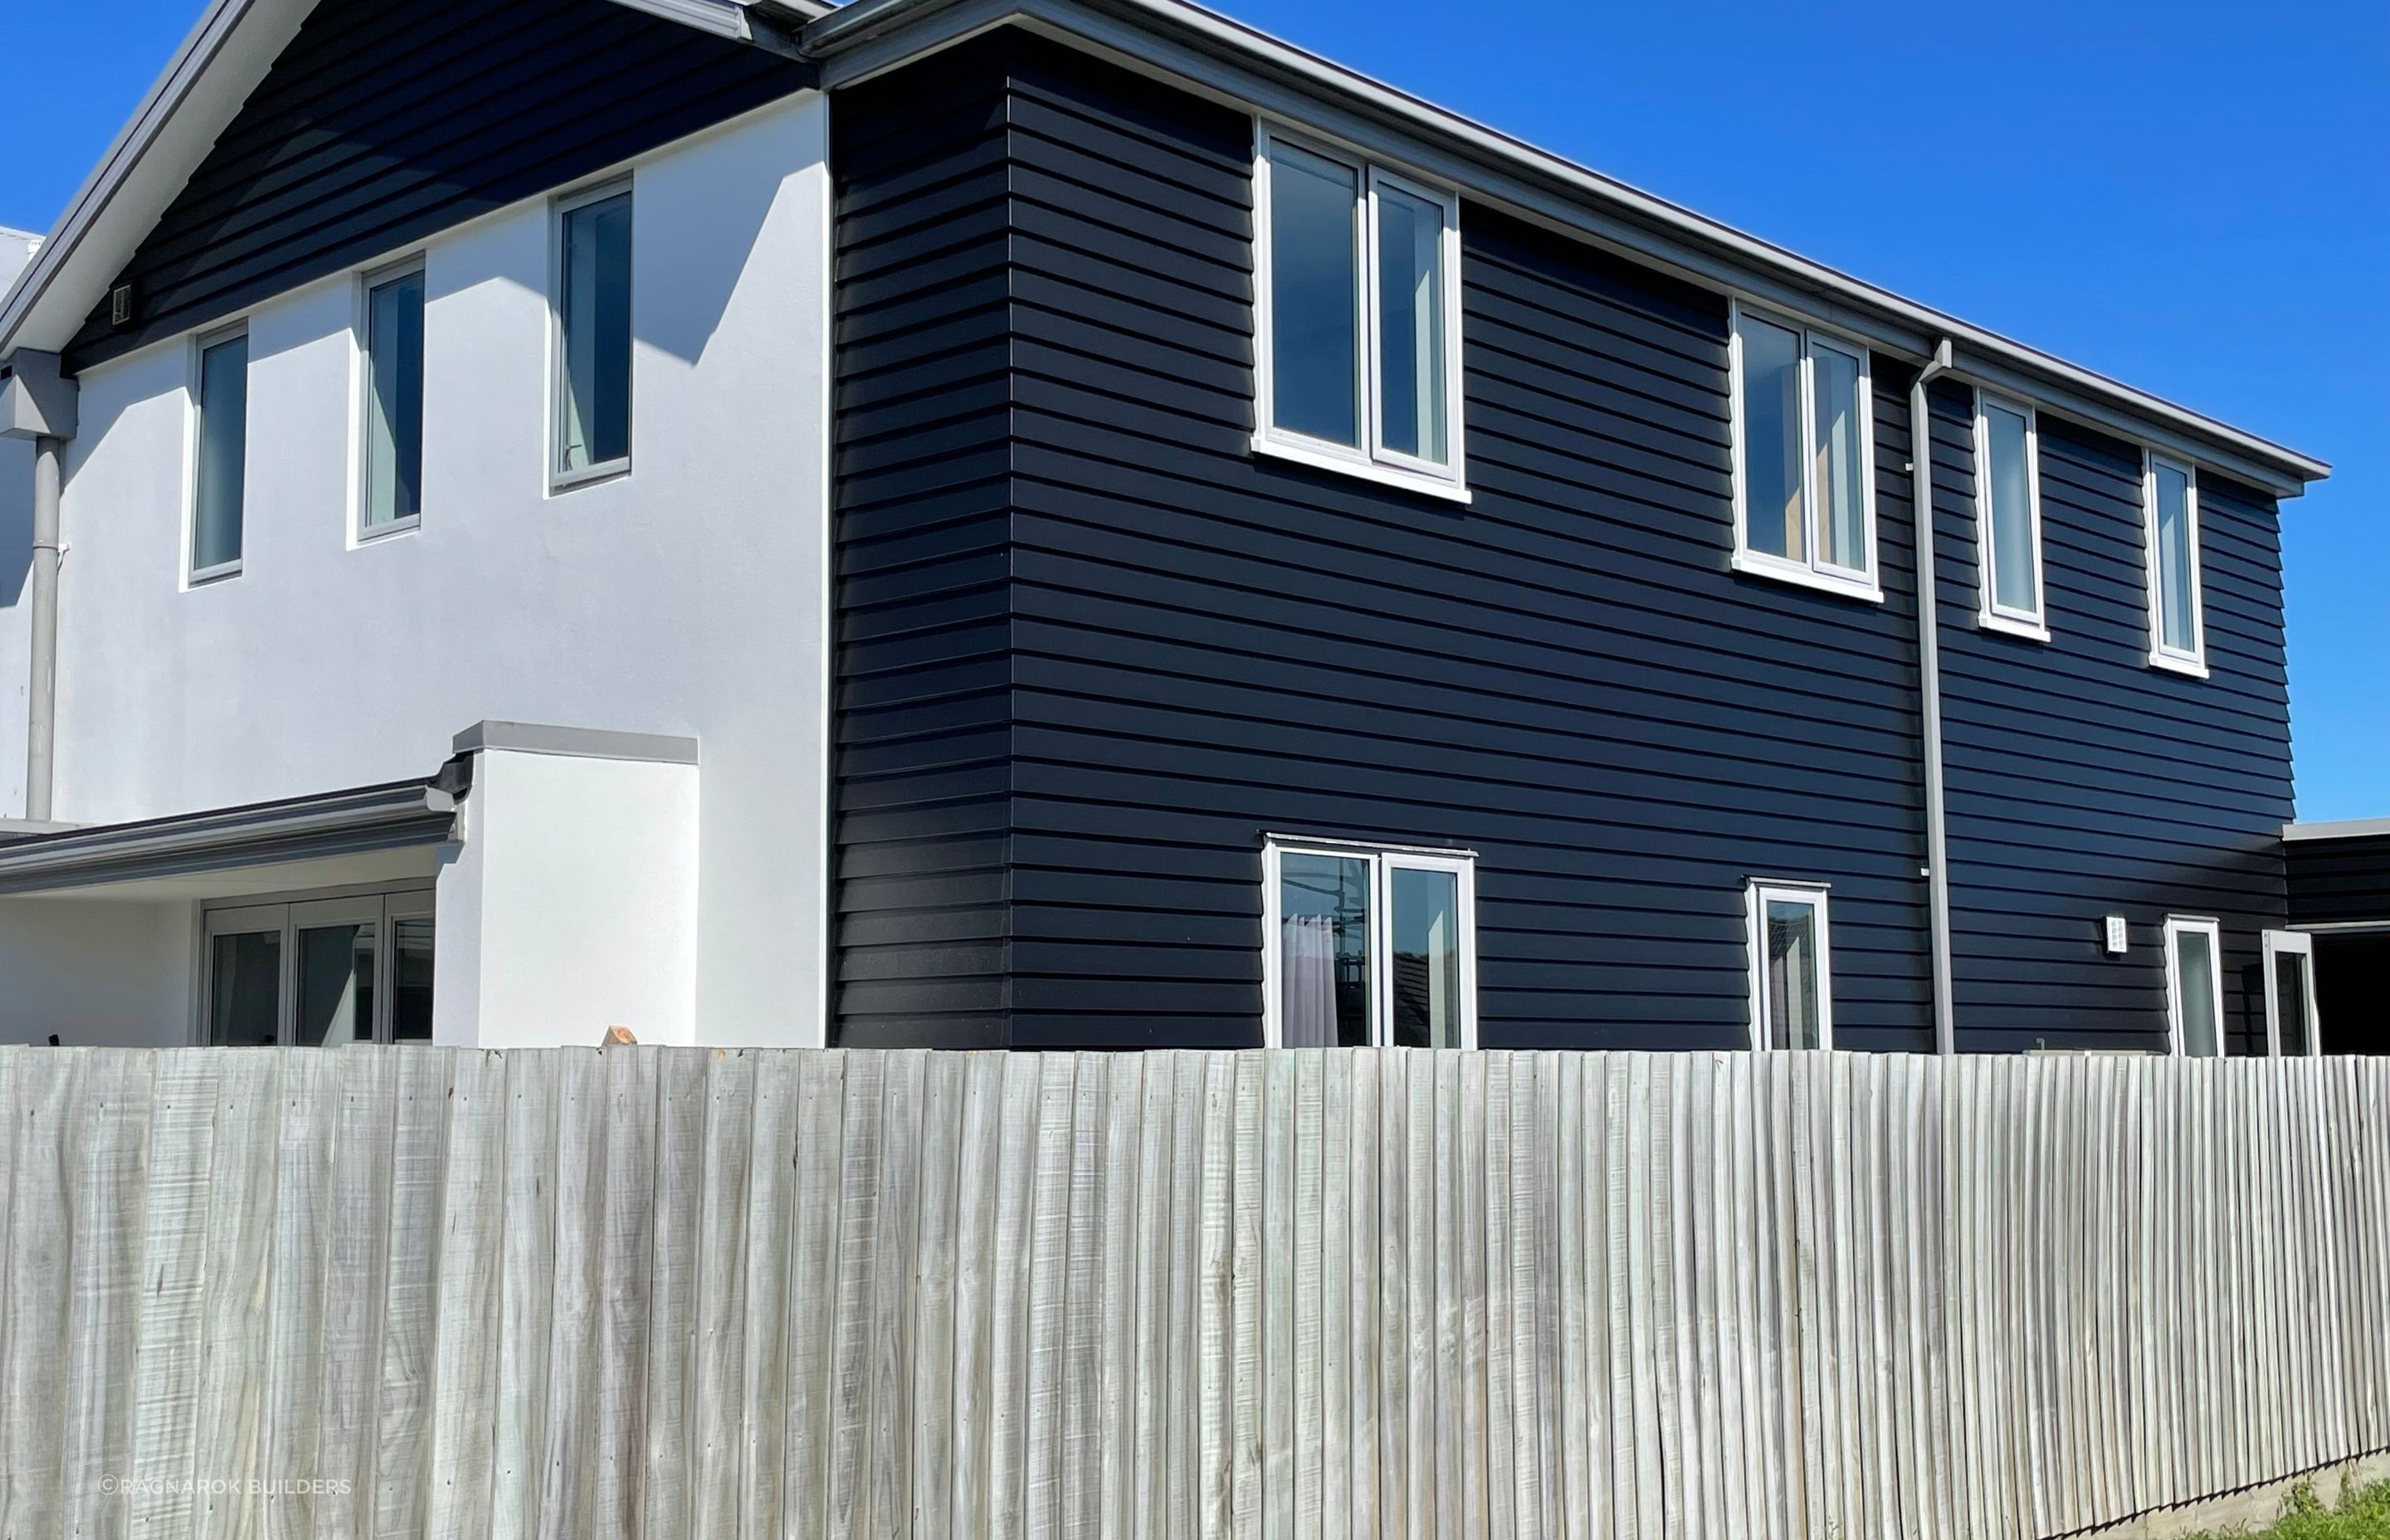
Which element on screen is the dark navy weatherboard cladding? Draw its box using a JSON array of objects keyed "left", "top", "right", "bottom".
[
  {"left": 829, "top": 30, "right": 1934, "bottom": 1051},
  {"left": 63, "top": 0, "right": 810, "bottom": 375},
  {"left": 827, "top": 27, "right": 2291, "bottom": 1054}
]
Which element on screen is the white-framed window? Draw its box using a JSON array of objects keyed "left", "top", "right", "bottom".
[
  {"left": 1262, "top": 838, "right": 1477, "bottom": 1048},
  {"left": 1744, "top": 880, "right": 1833, "bottom": 1049},
  {"left": 1252, "top": 124, "right": 1466, "bottom": 502},
  {"left": 358, "top": 256, "right": 427, "bottom": 536},
  {"left": 1729, "top": 300, "right": 1880, "bottom": 602},
  {"left": 188, "top": 322, "right": 251, "bottom": 583},
  {"left": 1973, "top": 389, "right": 2048, "bottom": 639},
  {"left": 552, "top": 178, "right": 634, "bottom": 490},
  {"left": 2262, "top": 929, "right": 2320, "bottom": 1057},
  {"left": 2163, "top": 915, "right": 2225, "bottom": 1056},
  {"left": 202, "top": 886, "right": 436, "bottom": 1046},
  {"left": 2143, "top": 451, "right": 2207, "bottom": 676}
]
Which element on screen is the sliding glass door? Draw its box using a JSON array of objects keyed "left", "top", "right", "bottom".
[{"left": 203, "top": 887, "right": 435, "bottom": 1046}]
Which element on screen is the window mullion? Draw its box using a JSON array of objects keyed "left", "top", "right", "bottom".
[
  {"left": 1370, "top": 854, "right": 1391, "bottom": 1047},
  {"left": 1358, "top": 175, "right": 1381, "bottom": 465},
  {"left": 1797, "top": 337, "right": 1821, "bottom": 575}
]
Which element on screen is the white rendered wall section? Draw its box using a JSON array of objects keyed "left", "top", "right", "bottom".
[
  {"left": 49, "top": 95, "right": 830, "bottom": 1045},
  {"left": 433, "top": 746, "right": 699, "bottom": 1047},
  {"left": 0, "top": 898, "right": 194, "bottom": 1045}
]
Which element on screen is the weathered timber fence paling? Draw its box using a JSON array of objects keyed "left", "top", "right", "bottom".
[{"left": 1, "top": 1049, "right": 2385, "bottom": 1540}]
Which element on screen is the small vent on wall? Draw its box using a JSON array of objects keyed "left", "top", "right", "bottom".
[{"left": 110, "top": 285, "right": 133, "bottom": 327}]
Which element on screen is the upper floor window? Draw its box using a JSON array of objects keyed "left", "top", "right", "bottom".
[
  {"left": 362, "top": 261, "right": 426, "bottom": 534},
  {"left": 1729, "top": 304, "right": 1879, "bottom": 602},
  {"left": 1253, "top": 127, "right": 1465, "bottom": 499},
  {"left": 190, "top": 326, "right": 249, "bottom": 582},
  {"left": 1263, "top": 839, "right": 1477, "bottom": 1048},
  {"left": 1745, "top": 880, "right": 1832, "bottom": 1049},
  {"left": 2144, "top": 451, "right": 2207, "bottom": 675},
  {"left": 1974, "top": 391, "right": 2047, "bottom": 638},
  {"left": 554, "top": 181, "right": 632, "bottom": 488},
  {"left": 2163, "top": 915, "right": 2224, "bottom": 1056}
]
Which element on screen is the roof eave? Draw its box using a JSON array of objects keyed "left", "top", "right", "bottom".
[{"left": 803, "top": 0, "right": 2330, "bottom": 495}]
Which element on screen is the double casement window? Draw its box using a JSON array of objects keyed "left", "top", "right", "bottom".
[
  {"left": 2144, "top": 451, "right": 2207, "bottom": 675},
  {"left": 2163, "top": 915, "right": 2225, "bottom": 1056},
  {"left": 1974, "top": 391, "right": 2048, "bottom": 638},
  {"left": 1729, "top": 304, "right": 1879, "bottom": 601},
  {"left": 189, "top": 326, "right": 250, "bottom": 582},
  {"left": 2263, "top": 930, "right": 2321, "bottom": 1057},
  {"left": 554, "top": 180, "right": 634, "bottom": 487},
  {"left": 1745, "top": 880, "right": 1832, "bottom": 1049},
  {"left": 1263, "top": 840, "right": 1476, "bottom": 1048},
  {"left": 361, "top": 260, "right": 427, "bottom": 534},
  {"left": 204, "top": 888, "right": 436, "bottom": 1046},
  {"left": 1254, "top": 127, "right": 1465, "bottom": 498}
]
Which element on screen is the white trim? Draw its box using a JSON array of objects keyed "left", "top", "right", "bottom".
[
  {"left": 549, "top": 176, "right": 636, "bottom": 493},
  {"left": 355, "top": 254, "right": 428, "bottom": 543},
  {"left": 2143, "top": 450, "right": 2209, "bottom": 677},
  {"left": 1744, "top": 879, "right": 1833, "bottom": 1050},
  {"left": 1728, "top": 299, "right": 1882, "bottom": 602},
  {"left": 183, "top": 319, "right": 250, "bottom": 587},
  {"left": 2261, "top": 928, "right": 2321, "bottom": 1058},
  {"left": 1973, "top": 387, "right": 2049, "bottom": 639},
  {"left": 2162, "top": 914, "right": 2226, "bottom": 1056},
  {"left": 1251, "top": 121, "right": 1467, "bottom": 499},
  {"left": 813, "top": 94, "right": 838, "bottom": 1052},
  {"left": 1261, "top": 837, "right": 1479, "bottom": 1049}
]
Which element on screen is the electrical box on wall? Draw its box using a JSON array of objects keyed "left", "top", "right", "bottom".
[{"left": 2103, "top": 916, "right": 2129, "bottom": 956}]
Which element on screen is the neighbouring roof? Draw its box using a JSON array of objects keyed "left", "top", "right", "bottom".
[{"left": 0, "top": 0, "right": 2334, "bottom": 497}]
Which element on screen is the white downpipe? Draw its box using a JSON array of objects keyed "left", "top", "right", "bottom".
[
  {"left": 25, "top": 435, "right": 61, "bottom": 823},
  {"left": 1911, "top": 340, "right": 1956, "bottom": 1055}
]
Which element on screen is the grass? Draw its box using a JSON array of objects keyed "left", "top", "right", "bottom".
[{"left": 2184, "top": 1479, "right": 2390, "bottom": 1538}]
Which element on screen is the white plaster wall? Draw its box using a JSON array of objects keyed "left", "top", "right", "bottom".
[
  {"left": 432, "top": 747, "right": 699, "bottom": 1048},
  {"left": 0, "top": 228, "right": 37, "bottom": 819},
  {"left": 46, "top": 95, "right": 830, "bottom": 1045},
  {"left": 0, "top": 898, "right": 194, "bottom": 1046}
]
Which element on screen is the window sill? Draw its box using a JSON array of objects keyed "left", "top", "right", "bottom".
[
  {"left": 1251, "top": 433, "right": 1471, "bottom": 505},
  {"left": 358, "top": 517, "right": 422, "bottom": 545},
  {"left": 2149, "top": 650, "right": 2211, "bottom": 680},
  {"left": 188, "top": 560, "right": 242, "bottom": 587},
  {"left": 1978, "top": 610, "right": 2051, "bottom": 644},
  {"left": 550, "top": 457, "right": 630, "bottom": 495},
  {"left": 1729, "top": 548, "right": 1883, "bottom": 605}
]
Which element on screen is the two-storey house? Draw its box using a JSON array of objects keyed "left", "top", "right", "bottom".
[{"left": 0, "top": 0, "right": 2339, "bottom": 1055}]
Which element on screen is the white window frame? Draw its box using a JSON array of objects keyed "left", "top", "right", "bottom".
[
  {"left": 197, "top": 883, "right": 435, "bottom": 1046},
  {"left": 1728, "top": 300, "right": 1882, "bottom": 603},
  {"left": 1744, "top": 879, "right": 1835, "bottom": 1050},
  {"left": 1261, "top": 837, "right": 1479, "bottom": 1049},
  {"left": 1251, "top": 124, "right": 1469, "bottom": 504},
  {"left": 185, "top": 319, "right": 251, "bottom": 587},
  {"left": 2142, "top": 450, "right": 2209, "bottom": 678},
  {"left": 1973, "top": 388, "right": 2050, "bottom": 641},
  {"left": 2163, "top": 915, "right": 2226, "bottom": 1057},
  {"left": 549, "top": 177, "right": 634, "bottom": 493},
  {"left": 355, "top": 254, "right": 427, "bottom": 543},
  {"left": 2262, "top": 929, "right": 2321, "bottom": 1058}
]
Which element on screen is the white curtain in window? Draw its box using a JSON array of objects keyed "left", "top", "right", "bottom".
[{"left": 1283, "top": 913, "right": 1340, "bottom": 1048}]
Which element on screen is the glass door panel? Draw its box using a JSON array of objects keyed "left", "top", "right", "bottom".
[
  {"left": 207, "top": 928, "right": 282, "bottom": 1045},
  {"left": 388, "top": 897, "right": 436, "bottom": 1041}
]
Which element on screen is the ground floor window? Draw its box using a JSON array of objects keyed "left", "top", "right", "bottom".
[
  {"left": 1264, "top": 839, "right": 1476, "bottom": 1049},
  {"left": 204, "top": 885, "right": 435, "bottom": 1046},
  {"left": 2263, "top": 929, "right": 2320, "bottom": 1057},
  {"left": 1746, "top": 880, "right": 1832, "bottom": 1050},
  {"left": 2163, "top": 915, "right": 2225, "bottom": 1057}
]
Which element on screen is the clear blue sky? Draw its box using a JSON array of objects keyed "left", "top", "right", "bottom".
[{"left": 3, "top": 0, "right": 2383, "bottom": 816}]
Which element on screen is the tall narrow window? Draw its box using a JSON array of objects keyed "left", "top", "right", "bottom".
[
  {"left": 2165, "top": 916, "right": 2224, "bottom": 1056},
  {"left": 1256, "top": 129, "right": 1463, "bottom": 495},
  {"left": 1731, "top": 303, "right": 1878, "bottom": 599},
  {"left": 1975, "top": 392, "right": 2046, "bottom": 636},
  {"left": 1746, "top": 880, "right": 1832, "bottom": 1049},
  {"left": 555, "top": 183, "right": 633, "bottom": 484},
  {"left": 2264, "top": 930, "right": 2319, "bottom": 1057},
  {"left": 363, "top": 263, "right": 426, "bottom": 532},
  {"left": 191, "top": 329, "right": 249, "bottom": 579},
  {"left": 1266, "top": 841, "right": 1476, "bottom": 1048},
  {"left": 2145, "top": 452, "right": 2206, "bottom": 675}
]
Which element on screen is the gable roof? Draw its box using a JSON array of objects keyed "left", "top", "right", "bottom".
[
  {"left": 802, "top": 0, "right": 2329, "bottom": 497},
  {"left": 0, "top": 0, "right": 826, "bottom": 365}
]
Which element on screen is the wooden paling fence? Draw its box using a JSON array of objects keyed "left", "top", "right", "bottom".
[{"left": 2, "top": 1048, "right": 2387, "bottom": 1540}]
